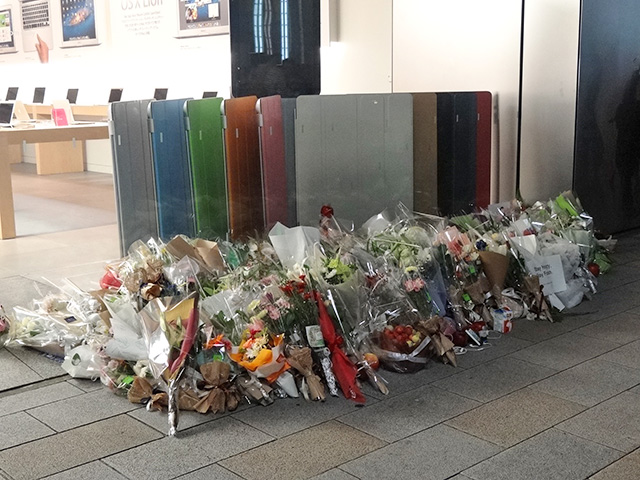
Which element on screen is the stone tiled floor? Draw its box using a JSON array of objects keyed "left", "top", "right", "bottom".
[{"left": 1, "top": 168, "right": 640, "bottom": 479}]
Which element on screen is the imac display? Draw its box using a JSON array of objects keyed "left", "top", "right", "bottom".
[
  {"left": 33, "top": 87, "right": 45, "bottom": 103},
  {"left": 59, "top": 0, "right": 99, "bottom": 47},
  {"left": 176, "top": 0, "right": 229, "bottom": 38},
  {"left": 108, "top": 88, "right": 123, "bottom": 103},
  {"left": 154, "top": 88, "right": 168, "bottom": 100},
  {"left": 0, "top": 6, "right": 16, "bottom": 54},
  {"left": 66, "top": 88, "right": 78, "bottom": 104},
  {"left": 230, "top": 0, "right": 320, "bottom": 98},
  {"left": 5, "top": 87, "right": 18, "bottom": 100}
]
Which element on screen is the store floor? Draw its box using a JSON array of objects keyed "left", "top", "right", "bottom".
[{"left": 1, "top": 167, "right": 640, "bottom": 479}]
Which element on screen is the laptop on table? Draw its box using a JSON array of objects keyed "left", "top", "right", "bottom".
[
  {"left": 0, "top": 102, "right": 15, "bottom": 127},
  {"left": 52, "top": 99, "right": 94, "bottom": 125}
]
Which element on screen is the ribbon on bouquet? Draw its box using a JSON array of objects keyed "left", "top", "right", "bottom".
[{"left": 313, "top": 290, "right": 365, "bottom": 403}]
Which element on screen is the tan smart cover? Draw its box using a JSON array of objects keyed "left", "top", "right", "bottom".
[{"left": 412, "top": 93, "right": 438, "bottom": 214}]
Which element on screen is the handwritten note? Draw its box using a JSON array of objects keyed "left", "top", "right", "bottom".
[{"left": 524, "top": 254, "right": 567, "bottom": 295}]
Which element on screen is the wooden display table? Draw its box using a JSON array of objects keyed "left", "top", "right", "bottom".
[
  {"left": 26, "top": 104, "right": 109, "bottom": 121},
  {"left": 0, "top": 123, "right": 109, "bottom": 239}
]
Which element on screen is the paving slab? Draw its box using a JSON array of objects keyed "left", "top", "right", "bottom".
[
  {"left": 233, "top": 394, "right": 370, "bottom": 439},
  {"left": 463, "top": 429, "right": 622, "bottom": 480},
  {"left": 556, "top": 391, "right": 640, "bottom": 453},
  {"left": 219, "top": 421, "right": 385, "bottom": 480},
  {"left": 590, "top": 448, "right": 640, "bottom": 480},
  {"left": 28, "top": 388, "right": 141, "bottom": 432},
  {"left": 337, "top": 384, "right": 479, "bottom": 443},
  {"left": 341, "top": 424, "right": 501, "bottom": 480},
  {"left": 575, "top": 311, "right": 640, "bottom": 345},
  {"left": 174, "top": 463, "right": 244, "bottom": 480},
  {"left": 446, "top": 388, "right": 585, "bottom": 448},
  {"left": 433, "top": 357, "right": 557, "bottom": 403},
  {"left": 6, "top": 347, "right": 65, "bottom": 379},
  {"left": 509, "top": 332, "right": 619, "bottom": 370},
  {"left": 309, "top": 468, "right": 360, "bottom": 480},
  {"left": 530, "top": 358, "right": 640, "bottom": 407},
  {"left": 42, "top": 461, "right": 128, "bottom": 480},
  {"left": 0, "top": 415, "right": 162, "bottom": 480},
  {"left": 104, "top": 416, "right": 274, "bottom": 480},
  {"left": 0, "top": 411, "right": 54, "bottom": 450},
  {"left": 0, "top": 381, "right": 83, "bottom": 418},
  {"left": 0, "top": 349, "right": 42, "bottom": 392}
]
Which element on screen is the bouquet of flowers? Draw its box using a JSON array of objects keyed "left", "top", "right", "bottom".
[
  {"left": 228, "top": 307, "right": 298, "bottom": 398},
  {"left": 0, "top": 305, "right": 11, "bottom": 347},
  {"left": 139, "top": 292, "right": 200, "bottom": 435}
]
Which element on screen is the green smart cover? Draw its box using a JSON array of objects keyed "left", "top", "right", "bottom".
[
  {"left": 185, "top": 97, "right": 229, "bottom": 240},
  {"left": 222, "top": 96, "right": 264, "bottom": 240}
]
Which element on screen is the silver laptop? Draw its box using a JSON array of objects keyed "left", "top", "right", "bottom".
[
  {"left": 13, "top": 100, "right": 36, "bottom": 123},
  {"left": 52, "top": 99, "right": 93, "bottom": 124}
]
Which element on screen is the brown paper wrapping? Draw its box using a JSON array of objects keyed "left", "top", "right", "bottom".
[
  {"left": 127, "top": 377, "right": 153, "bottom": 404},
  {"left": 178, "top": 389, "right": 200, "bottom": 411},
  {"left": 286, "top": 347, "right": 326, "bottom": 401},
  {"left": 200, "top": 361, "right": 231, "bottom": 388},
  {"left": 479, "top": 251, "right": 510, "bottom": 291},
  {"left": 147, "top": 389, "right": 200, "bottom": 411},
  {"left": 522, "top": 274, "right": 553, "bottom": 322},
  {"left": 193, "top": 239, "right": 226, "bottom": 272},
  {"left": 465, "top": 280, "right": 485, "bottom": 304},
  {"left": 166, "top": 236, "right": 225, "bottom": 272},
  {"left": 415, "top": 317, "right": 457, "bottom": 367},
  {"left": 226, "top": 388, "right": 240, "bottom": 411}
]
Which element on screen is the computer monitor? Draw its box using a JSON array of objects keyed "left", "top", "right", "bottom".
[
  {"left": 66, "top": 88, "right": 78, "bottom": 104},
  {"left": 108, "top": 88, "right": 123, "bottom": 103},
  {"left": 5, "top": 87, "right": 18, "bottom": 100},
  {"left": 33, "top": 87, "right": 45, "bottom": 104},
  {"left": 202, "top": 91, "right": 218, "bottom": 98},
  {"left": 153, "top": 88, "right": 168, "bottom": 100}
]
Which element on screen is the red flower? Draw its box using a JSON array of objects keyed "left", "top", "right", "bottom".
[
  {"left": 280, "top": 283, "right": 294, "bottom": 296},
  {"left": 320, "top": 205, "right": 334, "bottom": 218}
]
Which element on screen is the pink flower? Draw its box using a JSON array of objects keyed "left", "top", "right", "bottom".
[
  {"left": 249, "top": 319, "right": 265, "bottom": 335},
  {"left": 275, "top": 297, "right": 291, "bottom": 310},
  {"left": 404, "top": 277, "right": 426, "bottom": 293},
  {"left": 413, "top": 277, "right": 426, "bottom": 291},
  {"left": 267, "top": 305, "right": 281, "bottom": 320}
]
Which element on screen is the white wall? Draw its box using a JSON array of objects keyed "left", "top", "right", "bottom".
[
  {"left": 3, "top": 0, "right": 581, "bottom": 203},
  {"left": 392, "top": 0, "right": 523, "bottom": 202},
  {"left": 0, "top": 0, "right": 232, "bottom": 104},
  {"left": 320, "top": 0, "right": 392, "bottom": 94},
  {"left": 519, "top": 0, "right": 580, "bottom": 203}
]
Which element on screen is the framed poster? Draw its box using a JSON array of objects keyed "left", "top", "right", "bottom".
[
  {"left": 0, "top": 6, "right": 16, "bottom": 54},
  {"left": 20, "top": 0, "right": 54, "bottom": 53},
  {"left": 58, "top": 0, "right": 99, "bottom": 47},
  {"left": 176, "top": 0, "right": 229, "bottom": 38}
]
